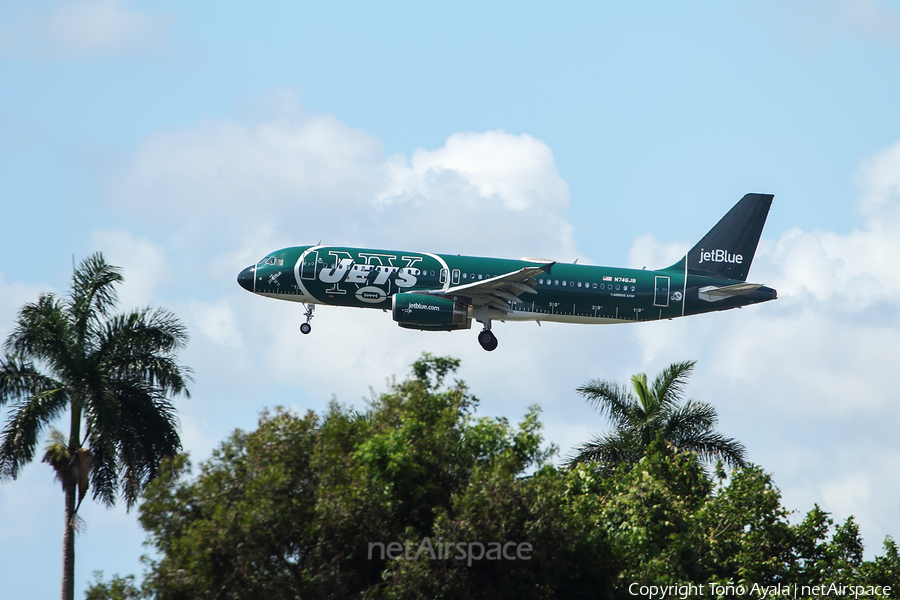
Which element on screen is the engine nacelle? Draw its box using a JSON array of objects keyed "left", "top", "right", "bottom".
[{"left": 392, "top": 293, "right": 471, "bottom": 331}]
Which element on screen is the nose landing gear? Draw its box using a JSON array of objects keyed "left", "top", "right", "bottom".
[{"left": 299, "top": 303, "right": 315, "bottom": 335}]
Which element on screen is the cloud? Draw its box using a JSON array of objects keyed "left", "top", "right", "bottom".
[
  {"left": 624, "top": 140, "right": 900, "bottom": 549},
  {"left": 0, "top": 275, "right": 51, "bottom": 340},
  {"left": 89, "top": 229, "right": 169, "bottom": 310},
  {"left": 110, "top": 92, "right": 581, "bottom": 263},
  {"left": 189, "top": 300, "right": 243, "bottom": 349},
  {"left": 856, "top": 140, "right": 900, "bottom": 220},
  {"left": 626, "top": 232, "right": 688, "bottom": 271},
  {"left": 746, "top": 0, "right": 900, "bottom": 52},
  {"left": 0, "top": 0, "right": 172, "bottom": 59},
  {"left": 98, "top": 96, "right": 900, "bottom": 557}
]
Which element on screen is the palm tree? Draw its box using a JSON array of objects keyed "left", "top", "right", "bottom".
[
  {"left": 0, "top": 253, "right": 191, "bottom": 600},
  {"left": 567, "top": 360, "right": 747, "bottom": 472}
]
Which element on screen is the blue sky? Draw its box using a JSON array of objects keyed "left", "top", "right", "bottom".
[{"left": 3, "top": 1, "right": 900, "bottom": 597}]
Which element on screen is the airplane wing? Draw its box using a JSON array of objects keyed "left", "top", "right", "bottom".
[
  {"left": 414, "top": 261, "right": 555, "bottom": 312},
  {"left": 698, "top": 282, "right": 763, "bottom": 302}
]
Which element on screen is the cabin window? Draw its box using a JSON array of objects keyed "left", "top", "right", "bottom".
[
  {"left": 577, "top": 282, "right": 582, "bottom": 288},
  {"left": 562, "top": 280, "right": 567, "bottom": 286},
  {"left": 478, "top": 274, "right": 483, "bottom": 280},
  {"left": 593, "top": 283, "right": 597, "bottom": 289},
  {"left": 462, "top": 273, "right": 468, "bottom": 279},
  {"left": 554, "top": 280, "right": 559, "bottom": 285},
  {"left": 430, "top": 271, "right": 435, "bottom": 277},
  {"left": 538, "top": 278, "right": 544, "bottom": 284},
  {"left": 616, "top": 285, "right": 620, "bottom": 290},
  {"left": 470, "top": 273, "right": 475, "bottom": 279},
  {"left": 631, "top": 286, "right": 636, "bottom": 291}
]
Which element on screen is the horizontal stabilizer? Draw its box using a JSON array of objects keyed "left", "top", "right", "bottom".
[{"left": 698, "top": 283, "right": 763, "bottom": 302}]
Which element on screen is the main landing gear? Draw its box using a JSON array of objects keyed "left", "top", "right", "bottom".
[
  {"left": 299, "top": 303, "right": 315, "bottom": 335},
  {"left": 478, "top": 329, "right": 498, "bottom": 352}
]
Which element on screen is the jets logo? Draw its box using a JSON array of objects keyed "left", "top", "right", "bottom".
[
  {"left": 318, "top": 258, "right": 419, "bottom": 288},
  {"left": 355, "top": 286, "right": 387, "bottom": 304}
]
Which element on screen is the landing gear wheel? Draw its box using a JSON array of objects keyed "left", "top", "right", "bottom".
[
  {"left": 477, "top": 329, "right": 498, "bottom": 352},
  {"left": 300, "top": 303, "right": 315, "bottom": 335}
]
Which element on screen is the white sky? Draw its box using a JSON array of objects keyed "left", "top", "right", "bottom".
[{"left": 2, "top": 1, "right": 900, "bottom": 598}]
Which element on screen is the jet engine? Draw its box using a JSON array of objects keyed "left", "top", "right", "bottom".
[{"left": 392, "top": 293, "right": 471, "bottom": 331}]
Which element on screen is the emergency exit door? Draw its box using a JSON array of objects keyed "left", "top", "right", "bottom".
[{"left": 653, "top": 276, "right": 670, "bottom": 307}]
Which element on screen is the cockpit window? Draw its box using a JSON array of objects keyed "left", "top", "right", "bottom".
[{"left": 263, "top": 257, "right": 284, "bottom": 266}]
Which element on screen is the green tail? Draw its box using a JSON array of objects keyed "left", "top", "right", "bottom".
[{"left": 665, "top": 193, "right": 773, "bottom": 282}]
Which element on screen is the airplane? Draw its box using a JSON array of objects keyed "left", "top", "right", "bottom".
[{"left": 237, "top": 193, "right": 777, "bottom": 351}]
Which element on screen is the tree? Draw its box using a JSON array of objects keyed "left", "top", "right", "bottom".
[
  {"left": 87, "top": 355, "right": 899, "bottom": 599},
  {"left": 568, "top": 360, "right": 747, "bottom": 471},
  {"left": 131, "top": 354, "right": 612, "bottom": 600},
  {"left": 85, "top": 572, "right": 147, "bottom": 600},
  {"left": 0, "top": 253, "right": 191, "bottom": 600}
]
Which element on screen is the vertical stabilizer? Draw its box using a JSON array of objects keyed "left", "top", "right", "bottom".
[{"left": 666, "top": 193, "right": 773, "bottom": 282}]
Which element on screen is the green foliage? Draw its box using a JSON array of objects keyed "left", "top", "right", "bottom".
[
  {"left": 570, "top": 360, "right": 747, "bottom": 471},
  {"left": 85, "top": 572, "right": 148, "bottom": 600},
  {"left": 133, "top": 354, "right": 599, "bottom": 599},
  {"left": 0, "top": 252, "right": 191, "bottom": 507},
  {"left": 0, "top": 253, "right": 191, "bottom": 600},
  {"left": 94, "top": 355, "right": 897, "bottom": 600}
]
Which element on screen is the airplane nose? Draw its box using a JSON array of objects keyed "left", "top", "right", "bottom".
[{"left": 237, "top": 266, "right": 255, "bottom": 292}]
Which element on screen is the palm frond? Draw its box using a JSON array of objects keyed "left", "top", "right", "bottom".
[
  {"left": 96, "top": 308, "right": 192, "bottom": 398},
  {"left": 662, "top": 399, "right": 717, "bottom": 439},
  {"left": 42, "top": 428, "right": 71, "bottom": 487},
  {"left": 0, "top": 354, "right": 64, "bottom": 406},
  {"left": 41, "top": 431, "right": 92, "bottom": 511},
  {"left": 651, "top": 360, "right": 696, "bottom": 409},
  {"left": 630, "top": 372, "right": 651, "bottom": 407},
  {"left": 0, "top": 388, "right": 68, "bottom": 479},
  {"left": 68, "top": 253, "right": 123, "bottom": 346},
  {"left": 4, "top": 296, "right": 76, "bottom": 379},
  {"left": 573, "top": 360, "right": 745, "bottom": 471},
  {"left": 565, "top": 430, "right": 641, "bottom": 469},
  {"left": 576, "top": 379, "right": 633, "bottom": 428},
  {"left": 672, "top": 430, "right": 748, "bottom": 469},
  {"left": 84, "top": 378, "right": 183, "bottom": 509}
]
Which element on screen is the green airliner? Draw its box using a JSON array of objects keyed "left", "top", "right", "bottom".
[{"left": 237, "top": 193, "right": 777, "bottom": 351}]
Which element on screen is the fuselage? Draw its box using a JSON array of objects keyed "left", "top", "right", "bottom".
[{"left": 237, "top": 245, "right": 777, "bottom": 325}]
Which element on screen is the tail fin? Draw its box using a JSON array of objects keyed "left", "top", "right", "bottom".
[{"left": 666, "top": 193, "right": 773, "bottom": 282}]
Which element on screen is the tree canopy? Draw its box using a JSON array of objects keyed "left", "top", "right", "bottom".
[
  {"left": 88, "top": 355, "right": 898, "bottom": 599},
  {"left": 568, "top": 360, "right": 747, "bottom": 471}
]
